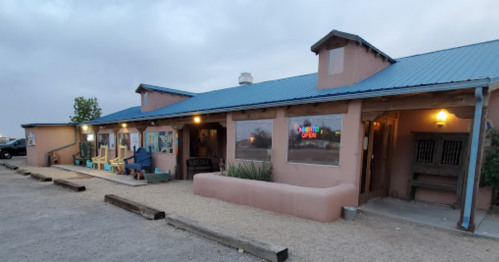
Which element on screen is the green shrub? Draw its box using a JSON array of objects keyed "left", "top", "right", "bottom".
[
  {"left": 482, "top": 129, "right": 499, "bottom": 192},
  {"left": 224, "top": 157, "right": 273, "bottom": 182}
]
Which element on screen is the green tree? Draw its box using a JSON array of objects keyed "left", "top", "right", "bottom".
[{"left": 69, "top": 96, "right": 102, "bottom": 123}]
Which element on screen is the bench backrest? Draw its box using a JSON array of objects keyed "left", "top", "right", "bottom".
[
  {"left": 186, "top": 158, "right": 212, "bottom": 168},
  {"left": 133, "top": 147, "right": 151, "bottom": 166}
]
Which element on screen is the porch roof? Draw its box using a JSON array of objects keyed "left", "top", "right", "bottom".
[{"left": 86, "top": 38, "right": 499, "bottom": 125}]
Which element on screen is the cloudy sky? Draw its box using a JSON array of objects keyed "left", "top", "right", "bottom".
[{"left": 1, "top": 0, "right": 498, "bottom": 138}]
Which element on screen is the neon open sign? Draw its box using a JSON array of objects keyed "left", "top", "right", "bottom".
[{"left": 299, "top": 126, "right": 320, "bottom": 139}]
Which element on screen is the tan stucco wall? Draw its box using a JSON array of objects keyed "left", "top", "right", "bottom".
[
  {"left": 226, "top": 100, "right": 364, "bottom": 196},
  {"left": 390, "top": 109, "right": 492, "bottom": 209},
  {"left": 141, "top": 91, "right": 190, "bottom": 113},
  {"left": 25, "top": 126, "right": 79, "bottom": 166},
  {"left": 317, "top": 41, "right": 391, "bottom": 90}
]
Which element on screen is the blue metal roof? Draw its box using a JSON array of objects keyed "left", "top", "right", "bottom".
[
  {"left": 87, "top": 39, "right": 499, "bottom": 125},
  {"left": 136, "top": 83, "right": 197, "bottom": 97}
]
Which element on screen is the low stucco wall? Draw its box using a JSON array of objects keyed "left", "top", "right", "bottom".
[{"left": 193, "top": 173, "right": 357, "bottom": 223}]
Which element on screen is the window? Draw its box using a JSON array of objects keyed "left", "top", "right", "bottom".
[
  {"left": 235, "top": 119, "right": 273, "bottom": 160},
  {"left": 328, "top": 47, "right": 344, "bottom": 75},
  {"left": 143, "top": 92, "right": 148, "bottom": 105},
  {"left": 288, "top": 114, "right": 342, "bottom": 166}
]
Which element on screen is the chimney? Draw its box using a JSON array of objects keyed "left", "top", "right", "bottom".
[{"left": 238, "top": 72, "right": 253, "bottom": 85}]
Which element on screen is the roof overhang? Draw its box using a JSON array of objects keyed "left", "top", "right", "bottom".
[
  {"left": 135, "top": 83, "right": 197, "bottom": 97},
  {"left": 311, "top": 29, "right": 396, "bottom": 63},
  {"left": 84, "top": 78, "right": 490, "bottom": 126},
  {"left": 21, "top": 123, "right": 76, "bottom": 128}
]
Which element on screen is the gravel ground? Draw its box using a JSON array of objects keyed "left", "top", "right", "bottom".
[
  {"left": 2, "top": 158, "right": 499, "bottom": 261},
  {"left": 0, "top": 166, "right": 261, "bottom": 262}
]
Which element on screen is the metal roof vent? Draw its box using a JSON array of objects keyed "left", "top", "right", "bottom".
[{"left": 238, "top": 72, "right": 253, "bottom": 85}]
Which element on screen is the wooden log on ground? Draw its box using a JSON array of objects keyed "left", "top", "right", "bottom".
[
  {"left": 30, "top": 173, "right": 52, "bottom": 182},
  {"left": 104, "top": 194, "right": 165, "bottom": 220},
  {"left": 165, "top": 214, "right": 288, "bottom": 262},
  {"left": 16, "top": 169, "right": 31, "bottom": 176},
  {"left": 54, "top": 179, "right": 86, "bottom": 192},
  {"left": 4, "top": 164, "right": 18, "bottom": 170}
]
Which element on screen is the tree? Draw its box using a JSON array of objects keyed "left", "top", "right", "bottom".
[{"left": 70, "top": 96, "right": 102, "bottom": 123}]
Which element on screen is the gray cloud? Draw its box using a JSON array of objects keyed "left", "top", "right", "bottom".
[{"left": 1, "top": 0, "right": 498, "bottom": 137}]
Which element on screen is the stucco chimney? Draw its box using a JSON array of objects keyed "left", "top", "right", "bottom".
[{"left": 238, "top": 72, "right": 253, "bottom": 85}]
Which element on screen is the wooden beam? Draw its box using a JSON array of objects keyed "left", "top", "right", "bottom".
[
  {"left": 362, "top": 92, "right": 476, "bottom": 112},
  {"left": 166, "top": 214, "right": 288, "bottom": 262},
  {"left": 232, "top": 109, "right": 277, "bottom": 121},
  {"left": 104, "top": 194, "right": 166, "bottom": 220},
  {"left": 54, "top": 179, "right": 86, "bottom": 192},
  {"left": 285, "top": 101, "right": 348, "bottom": 117},
  {"left": 447, "top": 107, "right": 475, "bottom": 119}
]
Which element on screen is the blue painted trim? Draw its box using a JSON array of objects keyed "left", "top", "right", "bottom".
[{"left": 461, "top": 87, "right": 483, "bottom": 229}]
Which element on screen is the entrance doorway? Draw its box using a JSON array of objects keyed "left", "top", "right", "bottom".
[
  {"left": 359, "top": 117, "right": 395, "bottom": 204},
  {"left": 177, "top": 122, "right": 227, "bottom": 180}
]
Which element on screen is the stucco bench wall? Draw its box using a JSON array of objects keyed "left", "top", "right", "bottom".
[{"left": 193, "top": 173, "right": 357, "bottom": 223}]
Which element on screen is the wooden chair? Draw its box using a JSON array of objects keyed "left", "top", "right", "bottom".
[
  {"left": 73, "top": 142, "right": 92, "bottom": 166},
  {"left": 124, "top": 146, "right": 153, "bottom": 175},
  {"left": 110, "top": 145, "right": 127, "bottom": 173},
  {"left": 92, "top": 145, "right": 108, "bottom": 170}
]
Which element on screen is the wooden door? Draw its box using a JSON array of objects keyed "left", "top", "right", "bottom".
[{"left": 359, "top": 118, "right": 394, "bottom": 204}]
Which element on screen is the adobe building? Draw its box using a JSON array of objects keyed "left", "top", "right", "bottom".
[{"left": 22, "top": 30, "right": 499, "bottom": 231}]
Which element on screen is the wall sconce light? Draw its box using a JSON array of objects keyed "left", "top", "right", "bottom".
[
  {"left": 82, "top": 125, "right": 89, "bottom": 131},
  {"left": 436, "top": 110, "right": 448, "bottom": 126},
  {"left": 194, "top": 116, "right": 201, "bottom": 123},
  {"left": 122, "top": 123, "right": 127, "bottom": 128},
  {"left": 249, "top": 136, "right": 255, "bottom": 143}
]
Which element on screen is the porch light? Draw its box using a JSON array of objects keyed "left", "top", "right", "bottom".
[
  {"left": 82, "top": 125, "right": 89, "bottom": 131},
  {"left": 436, "top": 110, "right": 448, "bottom": 126},
  {"left": 194, "top": 116, "right": 201, "bottom": 123},
  {"left": 249, "top": 136, "right": 255, "bottom": 143},
  {"left": 122, "top": 123, "right": 127, "bottom": 128}
]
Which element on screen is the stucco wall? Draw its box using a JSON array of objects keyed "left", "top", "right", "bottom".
[
  {"left": 226, "top": 100, "right": 364, "bottom": 195},
  {"left": 144, "top": 125, "right": 177, "bottom": 173},
  {"left": 26, "top": 126, "right": 79, "bottom": 166},
  {"left": 141, "top": 91, "right": 190, "bottom": 113},
  {"left": 25, "top": 127, "right": 39, "bottom": 166},
  {"left": 390, "top": 108, "right": 492, "bottom": 209},
  {"left": 317, "top": 41, "right": 390, "bottom": 90}
]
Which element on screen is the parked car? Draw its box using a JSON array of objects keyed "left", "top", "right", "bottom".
[{"left": 0, "top": 138, "right": 26, "bottom": 159}]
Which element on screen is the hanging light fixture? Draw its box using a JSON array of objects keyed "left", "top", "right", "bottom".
[
  {"left": 122, "top": 123, "right": 127, "bottom": 128},
  {"left": 82, "top": 125, "right": 89, "bottom": 131},
  {"left": 436, "top": 110, "right": 448, "bottom": 126},
  {"left": 194, "top": 116, "right": 201, "bottom": 123}
]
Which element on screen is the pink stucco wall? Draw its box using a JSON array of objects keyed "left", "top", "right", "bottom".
[
  {"left": 390, "top": 109, "right": 492, "bottom": 210},
  {"left": 141, "top": 91, "right": 190, "bottom": 113},
  {"left": 317, "top": 41, "right": 390, "bottom": 90},
  {"left": 194, "top": 173, "right": 357, "bottom": 222},
  {"left": 25, "top": 126, "right": 79, "bottom": 166},
  {"left": 226, "top": 100, "right": 364, "bottom": 197},
  {"left": 144, "top": 125, "right": 177, "bottom": 173}
]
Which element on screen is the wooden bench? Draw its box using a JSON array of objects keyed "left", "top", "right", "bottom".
[
  {"left": 407, "top": 132, "right": 468, "bottom": 208},
  {"left": 186, "top": 158, "right": 213, "bottom": 179}
]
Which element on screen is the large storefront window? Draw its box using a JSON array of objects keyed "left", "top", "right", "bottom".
[
  {"left": 288, "top": 114, "right": 342, "bottom": 166},
  {"left": 235, "top": 119, "right": 273, "bottom": 160}
]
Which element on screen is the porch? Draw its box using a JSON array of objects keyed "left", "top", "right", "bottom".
[
  {"left": 54, "top": 165, "right": 147, "bottom": 186},
  {"left": 359, "top": 197, "right": 499, "bottom": 240}
]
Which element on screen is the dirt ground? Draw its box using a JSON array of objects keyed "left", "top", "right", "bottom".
[{"left": 3, "top": 157, "right": 499, "bottom": 261}]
